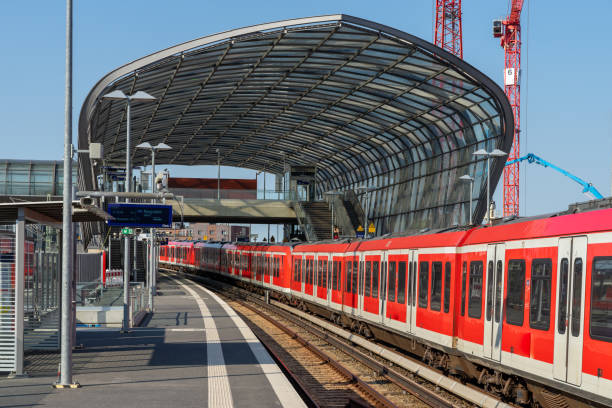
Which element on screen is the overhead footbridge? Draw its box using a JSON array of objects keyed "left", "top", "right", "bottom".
[
  {"left": 170, "top": 198, "right": 297, "bottom": 224},
  {"left": 78, "top": 14, "right": 513, "bottom": 247}
]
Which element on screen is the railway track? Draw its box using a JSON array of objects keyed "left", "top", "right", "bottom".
[{"left": 166, "top": 269, "right": 477, "bottom": 407}]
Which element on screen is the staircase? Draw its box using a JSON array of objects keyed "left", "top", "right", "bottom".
[
  {"left": 299, "top": 201, "right": 333, "bottom": 241},
  {"left": 24, "top": 309, "right": 59, "bottom": 350}
]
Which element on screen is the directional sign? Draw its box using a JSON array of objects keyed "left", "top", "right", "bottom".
[
  {"left": 356, "top": 230, "right": 365, "bottom": 239},
  {"left": 368, "top": 222, "right": 376, "bottom": 234},
  {"left": 107, "top": 204, "right": 173, "bottom": 228},
  {"left": 121, "top": 228, "right": 133, "bottom": 235}
]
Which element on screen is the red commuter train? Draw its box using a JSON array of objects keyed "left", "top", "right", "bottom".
[{"left": 160, "top": 205, "right": 612, "bottom": 407}]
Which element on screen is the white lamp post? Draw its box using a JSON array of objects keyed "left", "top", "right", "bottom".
[
  {"left": 102, "top": 89, "right": 156, "bottom": 333},
  {"left": 136, "top": 142, "right": 171, "bottom": 193},
  {"left": 355, "top": 185, "right": 376, "bottom": 238},
  {"left": 324, "top": 190, "right": 344, "bottom": 240},
  {"left": 215, "top": 148, "right": 221, "bottom": 200},
  {"left": 459, "top": 175, "right": 474, "bottom": 225},
  {"left": 473, "top": 148, "right": 507, "bottom": 223},
  {"left": 136, "top": 142, "right": 171, "bottom": 311}
]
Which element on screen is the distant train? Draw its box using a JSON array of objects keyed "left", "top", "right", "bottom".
[{"left": 160, "top": 206, "right": 612, "bottom": 407}]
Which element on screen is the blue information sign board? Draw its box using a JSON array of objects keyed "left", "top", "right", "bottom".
[{"left": 107, "top": 204, "right": 173, "bottom": 228}]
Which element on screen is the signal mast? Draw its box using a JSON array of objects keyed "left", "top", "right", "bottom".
[
  {"left": 434, "top": 0, "right": 463, "bottom": 58},
  {"left": 494, "top": 1, "right": 525, "bottom": 217}
]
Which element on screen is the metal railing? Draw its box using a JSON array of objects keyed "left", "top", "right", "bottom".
[
  {"left": 129, "top": 283, "right": 149, "bottom": 326},
  {"left": 172, "top": 188, "right": 297, "bottom": 201},
  {"left": 293, "top": 202, "right": 317, "bottom": 241}
]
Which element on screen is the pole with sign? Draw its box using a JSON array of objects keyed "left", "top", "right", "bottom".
[
  {"left": 356, "top": 225, "right": 365, "bottom": 239},
  {"left": 368, "top": 222, "right": 376, "bottom": 236}
]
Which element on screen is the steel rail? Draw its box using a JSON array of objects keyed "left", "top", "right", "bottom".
[{"left": 230, "top": 293, "right": 398, "bottom": 408}]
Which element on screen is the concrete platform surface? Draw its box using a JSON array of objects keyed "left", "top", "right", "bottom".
[{"left": 0, "top": 275, "right": 306, "bottom": 408}]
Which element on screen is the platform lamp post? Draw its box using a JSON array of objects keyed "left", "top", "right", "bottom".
[
  {"left": 136, "top": 142, "right": 171, "bottom": 311},
  {"left": 473, "top": 149, "right": 507, "bottom": 223},
  {"left": 324, "top": 190, "right": 343, "bottom": 240},
  {"left": 56, "top": 0, "right": 77, "bottom": 388},
  {"left": 355, "top": 185, "right": 376, "bottom": 238},
  {"left": 216, "top": 148, "right": 221, "bottom": 200},
  {"left": 459, "top": 175, "right": 474, "bottom": 225},
  {"left": 102, "top": 89, "right": 156, "bottom": 333}
]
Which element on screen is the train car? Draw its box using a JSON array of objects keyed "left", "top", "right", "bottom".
[{"left": 158, "top": 204, "right": 612, "bottom": 407}]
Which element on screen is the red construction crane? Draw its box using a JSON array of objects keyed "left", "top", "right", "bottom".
[
  {"left": 434, "top": 0, "right": 463, "bottom": 58},
  {"left": 494, "top": 0, "right": 525, "bottom": 216}
]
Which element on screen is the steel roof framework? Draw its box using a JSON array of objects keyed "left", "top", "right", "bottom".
[{"left": 79, "top": 15, "right": 513, "bottom": 237}]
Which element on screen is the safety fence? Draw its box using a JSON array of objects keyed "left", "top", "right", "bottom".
[
  {"left": 0, "top": 224, "right": 62, "bottom": 373},
  {"left": 129, "top": 283, "right": 149, "bottom": 327},
  {"left": 75, "top": 252, "right": 103, "bottom": 283}
]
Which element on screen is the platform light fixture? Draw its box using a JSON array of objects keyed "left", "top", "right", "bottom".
[
  {"left": 473, "top": 148, "right": 507, "bottom": 223},
  {"left": 459, "top": 175, "right": 475, "bottom": 225},
  {"left": 324, "top": 190, "right": 344, "bottom": 240},
  {"left": 102, "top": 89, "right": 156, "bottom": 333},
  {"left": 136, "top": 142, "right": 171, "bottom": 312},
  {"left": 355, "top": 185, "right": 376, "bottom": 238},
  {"left": 136, "top": 142, "right": 171, "bottom": 194},
  {"left": 216, "top": 148, "right": 221, "bottom": 200}
]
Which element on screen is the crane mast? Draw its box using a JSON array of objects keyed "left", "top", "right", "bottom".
[
  {"left": 494, "top": 0, "right": 524, "bottom": 216},
  {"left": 434, "top": 0, "right": 463, "bottom": 58}
]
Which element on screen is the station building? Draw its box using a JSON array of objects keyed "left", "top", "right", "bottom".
[{"left": 77, "top": 14, "right": 513, "bottom": 247}]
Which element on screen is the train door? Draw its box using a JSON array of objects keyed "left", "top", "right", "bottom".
[
  {"left": 385, "top": 252, "right": 409, "bottom": 330},
  {"left": 378, "top": 252, "right": 387, "bottom": 324},
  {"left": 407, "top": 250, "right": 418, "bottom": 334},
  {"left": 553, "top": 236, "right": 587, "bottom": 386},
  {"left": 357, "top": 253, "right": 364, "bottom": 317},
  {"left": 483, "top": 243, "right": 505, "bottom": 361},
  {"left": 330, "top": 256, "right": 343, "bottom": 309}
]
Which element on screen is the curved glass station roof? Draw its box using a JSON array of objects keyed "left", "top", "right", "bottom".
[{"left": 79, "top": 14, "right": 513, "bottom": 236}]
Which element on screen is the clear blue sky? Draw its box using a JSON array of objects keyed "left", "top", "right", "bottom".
[{"left": 1, "top": 1, "right": 611, "bottom": 225}]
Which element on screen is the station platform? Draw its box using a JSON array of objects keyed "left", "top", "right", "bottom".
[{"left": 0, "top": 275, "right": 306, "bottom": 408}]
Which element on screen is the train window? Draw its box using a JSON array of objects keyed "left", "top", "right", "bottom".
[
  {"left": 332, "top": 261, "right": 338, "bottom": 290},
  {"left": 506, "top": 259, "right": 525, "bottom": 326},
  {"left": 558, "top": 258, "right": 569, "bottom": 335},
  {"left": 388, "top": 261, "right": 396, "bottom": 302},
  {"left": 372, "top": 261, "right": 379, "bottom": 299},
  {"left": 323, "top": 260, "right": 328, "bottom": 288},
  {"left": 310, "top": 259, "right": 314, "bottom": 284},
  {"left": 318, "top": 260, "right": 322, "bottom": 286},
  {"left": 418, "top": 261, "right": 429, "bottom": 308},
  {"left": 346, "top": 261, "right": 352, "bottom": 292},
  {"left": 444, "top": 262, "right": 451, "bottom": 313},
  {"left": 381, "top": 261, "right": 387, "bottom": 300},
  {"left": 364, "top": 261, "right": 371, "bottom": 297},
  {"left": 486, "top": 261, "right": 494, "bottom": 321},
  {"left": 590, "top": 257, "right": 612, "bottom": 342},
  {"left": 571, "top": 258, "right": 583, "bottom": 337},
  {"left": 332, "top": 261, "right": 340, "bottom": 290},
  {"left": 430, "top": 262, "right": 442, "bottom": 311},
  {"left": 302, "top": 259, "right": 307, "bottom": 283},
  {"left": 397, "top": 261, "right": 407, "bottom": 304},
  {"left": 359, "top": 261, "right": 364, "bottom": 295},
  {"left": 336, "top": 261, "right": 342, "bottom": 291},
  {"left": 413, "top": 262, "right": 418, "bottom": 306},
  {"left": 495, "top": 260, "right": 503, "bottom": 323},
  {"left": 530, "top": 259, "right": 552, "bottom": 331},
  {"left": 468, "top": 261, "right": 483, "bottom": 319},
  {"left": 352, "top": 261, "right": 358, "bottom": 294},
  {"left": 408, "top": 262, "right": 413, "bottom": 305},
  {"left": 461, "top": 262, "right": 467, "bottom": 316}
]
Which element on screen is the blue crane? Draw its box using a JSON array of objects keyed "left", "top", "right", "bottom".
[{"left": 505, "top": 153, "right": 603, "bottom": 200}]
